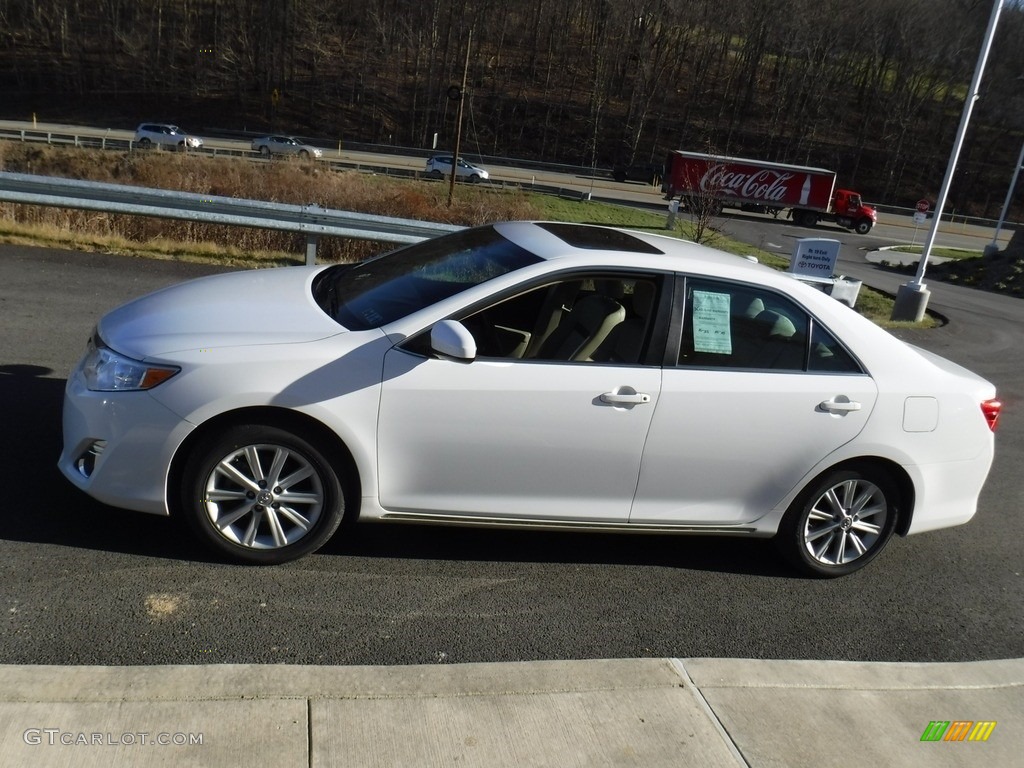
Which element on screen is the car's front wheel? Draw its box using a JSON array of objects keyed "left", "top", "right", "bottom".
[
  {"left": 776, "top": 464, "right": 899, "bottom": 577},
  {"left": 181, "top": 424, "right": 346, "bottom": 564}
]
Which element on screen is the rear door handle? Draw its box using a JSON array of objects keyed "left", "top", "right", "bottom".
[
  {"left": 820, "top": 398, "right": 861, "bottom": 413},
  {"left": 601, "top": 392, "right": 651, "bottom": 405}
]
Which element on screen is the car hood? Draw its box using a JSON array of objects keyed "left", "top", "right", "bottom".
[{"left": 98, "top": 266, "right": 345, "bottom": 360}]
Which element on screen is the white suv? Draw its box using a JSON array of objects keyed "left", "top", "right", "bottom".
[{"left": 133, "top": 123, "right": 204, "bottom": 151}]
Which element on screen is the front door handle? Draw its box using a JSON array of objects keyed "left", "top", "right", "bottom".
[
  {"left": 820, "top": 397, "right": 861, "bottom": 413},
  {"left": 601, "top": 392, "right": 651, "bottom": 405}
]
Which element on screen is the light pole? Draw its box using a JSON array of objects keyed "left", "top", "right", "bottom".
[
  {"left": 984, "top": 137, "right": 1024, "bottom": 257},
  {"left": 891, "top": 0, "right": 1005, "bottom": 322}
]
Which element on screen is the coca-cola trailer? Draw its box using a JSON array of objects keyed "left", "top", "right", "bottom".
[{"left": 662, "top": 151, "right": 876, "bottom": 235}]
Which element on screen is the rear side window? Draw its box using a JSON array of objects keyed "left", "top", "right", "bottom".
[{"left": 677, "top": 278, "right": 862, "bottom": 373}]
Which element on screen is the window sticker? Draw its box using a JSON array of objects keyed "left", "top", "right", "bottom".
[{"left": 692, "top": 290, "right": 732, "bottom": 354}]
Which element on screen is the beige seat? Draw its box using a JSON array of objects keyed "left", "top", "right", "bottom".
[
  {"left": 532, "top": 293, "right": 626, "bottom": 361},
  {"left": 588, "top": 281, "right": 656, "bottom": 364}
]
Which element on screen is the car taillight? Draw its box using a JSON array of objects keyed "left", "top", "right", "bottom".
[{"left": 981, "top": 399, "right": 1002, "bottom": 432}]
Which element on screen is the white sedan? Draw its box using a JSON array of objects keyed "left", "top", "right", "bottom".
[
  {"left": 425, "top": 155, "right": 489, "bottom": 182},
  {"left": 59, "top": 222, "right": 1000, "bottom": 576},
  {"left": 250, "top": 135, "right": 322, "bottom": 159}
]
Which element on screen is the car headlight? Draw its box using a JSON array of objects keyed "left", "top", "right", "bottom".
[{"left": 81, "top": 334, "right": 179, "bottom": 391}]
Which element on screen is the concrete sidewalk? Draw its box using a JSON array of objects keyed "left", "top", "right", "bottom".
[{"left": 1, "top": 658, "right": 1020, "bottom": 767}]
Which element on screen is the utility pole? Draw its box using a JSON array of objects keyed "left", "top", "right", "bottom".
[
  {"left": 447, "top": 28, "right": 472, "bottom": 208},
  {"left": 891, "top": 0, "right": 1005, "bottom": 321}
]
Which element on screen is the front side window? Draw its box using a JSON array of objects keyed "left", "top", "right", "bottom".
[
  {"left": 451, "top": 273, "right": 662, "bottom": 364},
  {"left": 312, "top": 226, "right": 541, "bottom": 330},
  {"left": 678, "top": 278, "right": 862, "bottom": 373}
]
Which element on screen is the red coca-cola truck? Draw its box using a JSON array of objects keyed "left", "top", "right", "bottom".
[{"left": 662, "top": 150, "right": 876, "bottom": 235}]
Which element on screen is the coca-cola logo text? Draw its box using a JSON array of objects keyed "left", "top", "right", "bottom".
[{"left": 699, "top": 165, "right": 795, "bottom": 202}]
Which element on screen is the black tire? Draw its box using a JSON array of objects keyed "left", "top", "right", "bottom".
[
  {"left": 298, "top": 149, "right": 309, "bottom": 159},
  {"left": 469, "top": 173, "right": 480, "bottom": 183},
  {"left": 429, "top": 169, "right": 443, "bottom": 179},
  {"left": 180, "top": 424, "right": 346, "bottom": 565},
  {"left": 259, "top": 145, "right": 270, "bottom": 156},
  {"left": 177, "top": 140, "right": 186, "bottom": 151},
  {"left": 138, "top": 138, "right": 152, "bottom": 149},
  {"left": 795, "top": 210, "right": 817, "bottom": 227},
  {"left": 775, "top": 464, "right": 899, "bottom": 578},
  {"left": 854, "top": 219, "right": 872, "bottom": 235}
]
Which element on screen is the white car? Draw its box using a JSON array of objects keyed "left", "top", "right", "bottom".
[
  {"left": 250, "top": 135, "right": 322, "bottom": 159},
  {"left": 133, "top": 123, "right": 204, "bottom": 151},
  {"left": 59, "top": 222, "right": 1000, "bottom": 576},
  {"left": 425, "top": 156, "right": 489, "bottom": 182}
]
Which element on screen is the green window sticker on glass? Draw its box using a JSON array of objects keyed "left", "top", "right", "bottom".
[{"left": 693, "top": 290, "right": 732, "bottom": 354}]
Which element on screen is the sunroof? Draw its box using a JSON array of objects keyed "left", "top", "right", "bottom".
[{"left": 537, "top": 223, "right": 664, "bottom": 254}]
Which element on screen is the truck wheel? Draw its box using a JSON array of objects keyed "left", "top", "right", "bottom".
[{"left": 854, "top": 220, "right": 872, "bottom": 235}]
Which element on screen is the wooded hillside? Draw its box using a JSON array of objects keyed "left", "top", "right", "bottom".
[{"left": 1, "top": 0, "right": 1022, "bottom": 216}]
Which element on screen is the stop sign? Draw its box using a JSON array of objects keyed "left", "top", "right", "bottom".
[{"left": 916, "top": 199, "right": 930, "bottom": 213}]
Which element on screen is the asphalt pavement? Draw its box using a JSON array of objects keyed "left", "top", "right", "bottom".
[{"left": 1, "top": 236, "right": 1021, "bottom": 767}]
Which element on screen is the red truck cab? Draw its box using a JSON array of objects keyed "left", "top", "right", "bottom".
[{"left": 831, "top": 189, "right": 876, "bottom": 235}]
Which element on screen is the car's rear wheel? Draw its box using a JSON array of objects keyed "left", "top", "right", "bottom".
[
  {"left": 776, "top": 465, "right": 899, "bottom": 577},
  {"left": 259, "top": 145, "right": 270, "bottom": 156},
  {"left": 138, "top": 138, "right": 152, "bottom": 149},
  {"left": 181, "top": 425, "right": 346, "bottom": 565},
  {"left": 429, "top": 169, "right": 443, "bottom": 179}
]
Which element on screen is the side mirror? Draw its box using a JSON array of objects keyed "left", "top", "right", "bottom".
[{"left": 431, "top": 320, "right": 477, "bottom": 362}]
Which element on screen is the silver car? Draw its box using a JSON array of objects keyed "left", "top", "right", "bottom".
[
  {"left": 251, "top": 135, "right": 322, "bottom": 159},
  {"left": 425, "top": 156, "right": 489, "bottom": 182},
  {"left": 133, "top": 123, "right": 203, "bottom": 151}
]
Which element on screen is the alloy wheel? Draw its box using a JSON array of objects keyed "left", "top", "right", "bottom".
[
  {"left": 200, "top": 442, "right": 325, "bottom": 551},
  {"left": 802, "top": 477, "right": 888, "bottom": 567}
]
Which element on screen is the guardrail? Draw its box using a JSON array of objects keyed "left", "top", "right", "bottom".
[{"left": 0, "top": 171, "right": 463, "bottom": 265}]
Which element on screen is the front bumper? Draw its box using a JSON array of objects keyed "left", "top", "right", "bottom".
[{"left": 58, "top": 371, "right": 195, "bottom": 516}]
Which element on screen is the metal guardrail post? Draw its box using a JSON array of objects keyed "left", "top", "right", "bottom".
[{"left": 305, "top": 235, "right": 319, "bottom": 266}]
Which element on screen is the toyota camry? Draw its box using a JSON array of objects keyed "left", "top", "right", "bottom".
[{"left": 59, "top": 222, "right": 1000, "bottom": 576}]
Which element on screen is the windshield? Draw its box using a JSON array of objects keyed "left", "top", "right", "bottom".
[{"left": 312, "top": 226, "right": 541, "bottom": 330}]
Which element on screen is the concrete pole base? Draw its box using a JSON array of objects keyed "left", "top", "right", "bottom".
[{"left": 891, "top": 282, "right": 931, "bottom": 322}]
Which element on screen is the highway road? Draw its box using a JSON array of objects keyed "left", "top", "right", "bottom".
[
  {"left": 1, "top": 118, "right": 1016, "bottom": 253},
  {"left": 0, "top": 239, "right": 1021, "bottom": 668}
]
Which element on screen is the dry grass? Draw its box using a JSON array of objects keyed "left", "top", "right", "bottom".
[{"left": 0, "top": 142, "right": 542, "bottom": 265}]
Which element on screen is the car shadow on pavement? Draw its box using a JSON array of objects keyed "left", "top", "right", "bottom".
[
  {"left": 1, "top": 365, "right": 791, "bottom": 577},
  {"left": 0, "top": 366, "right": 212, "bottom": 562},
  {"left": 323, "top": 520, "right": 793, "bottom": 579}
]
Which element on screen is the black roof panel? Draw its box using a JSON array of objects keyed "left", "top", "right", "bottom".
[{"left": 537, "top": 223, "right": 664, "bottom": 255}]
